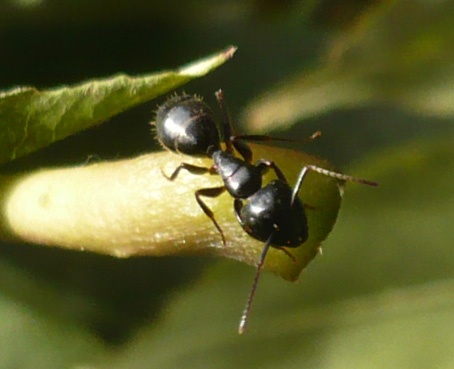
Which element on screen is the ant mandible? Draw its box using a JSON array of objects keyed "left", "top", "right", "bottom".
[{"left": 153, "top": 90, "right": 377, "bottom": 334}]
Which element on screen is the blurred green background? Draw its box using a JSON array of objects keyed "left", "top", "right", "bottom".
[{"left": 1, "top": 0, "right": 453, "bottom": 368}]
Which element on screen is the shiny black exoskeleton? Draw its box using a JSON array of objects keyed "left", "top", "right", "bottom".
[
  {"left": 155, "top": 94, "right": 221, "bottom": 156},
  {"left": 154, "top": 90, "right": 296, "bottom": 246},
  {"left": 153, "top": 89, "right": 377, "bottom": 334},
  {"left": 234, "top": 163, "right": 377, "bottom": 333},
  {"left": 235, "top": 179, "right": 308, "bottom": 247}
]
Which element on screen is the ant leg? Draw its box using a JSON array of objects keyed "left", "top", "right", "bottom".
[
  {"left": 233, "top": 199, "right": 244, "bottom": 225},
  {"left": 162, "top": 163, "right": 215, "bottom": 181},
  {"left": 231, "top": 131, "right": 321, "bottom": 164},
  {"left": 274, "top": 246, "right": 297, "bottom": 263},
  {"left": 255, "top": 159, "right": 288, "bottom": 183},
  {"left": 215, "top": 89, "right": 321, "bottom": 163},
  {"left": 291, "top": 165, "right": 378, "bottom": 205},
  {"left": 233, "top": 139, "right": 253, "bottom": 163},
  {"left": 195, "top": 186, "right": 227, "bottom": 246},
  {"left": 232, "top": 131, "right": 322, "bottom": 145}
]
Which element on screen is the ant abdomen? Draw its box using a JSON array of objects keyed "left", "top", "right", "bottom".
[{"left": 235, "top": 180, "right": 309, "bottom": 247}]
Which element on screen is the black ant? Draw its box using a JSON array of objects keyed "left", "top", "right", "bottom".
[
  {"left": 154, "top": 90, "right": 316, "bottom": 246},
  {"left": 153, "top": 90, "right": 377, "bottom": 334}
]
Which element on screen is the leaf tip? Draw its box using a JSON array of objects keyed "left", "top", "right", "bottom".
[
  {"left": 179, "top": 45, "right": 238, "bottom": 77},
  {"left": 224, "top": 45, "right": 238, "bottom": 59}
]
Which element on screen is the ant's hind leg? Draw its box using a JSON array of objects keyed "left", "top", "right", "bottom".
[{"left": 274, "top": 246, "right": 297, "bottom": 263}]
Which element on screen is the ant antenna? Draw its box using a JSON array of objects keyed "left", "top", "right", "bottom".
[
  {"left": 215, "top": 89, "right": 235, "bottom": 153},
  {"left": 291, "top": 165, "right": 378, "bottom": 206},
  {"left": 238, "top": 234, "right": 274, "bottom": 334},
  {"left": 231, "top": 130, "right": 322, "bottom": 146}
]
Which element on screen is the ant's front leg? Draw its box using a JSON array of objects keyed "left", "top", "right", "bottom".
[
  {"left": 162, "top": 163, "right": 216, "bottom": 181},
  {"left": 230, "top": 131, "right": 322, "bottom": 163},
  {"left": 255, "top": 159, "right": 288, "bottom": 183},
  {"left": 232, "top": 139, "right": 253, "bottom": 163}
]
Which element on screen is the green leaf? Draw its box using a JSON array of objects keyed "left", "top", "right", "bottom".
[{"left": 0, "top": 45, "right": 236, "bottom": 165}]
